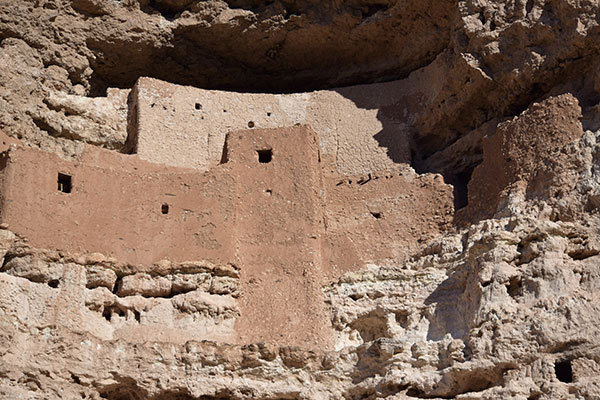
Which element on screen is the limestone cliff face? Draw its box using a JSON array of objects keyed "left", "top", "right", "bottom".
[{"left": 2, "top": 1, "right": 600, "bottom": 399}]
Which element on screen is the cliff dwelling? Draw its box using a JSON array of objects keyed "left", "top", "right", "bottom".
[
  {"left": 0, "top": 101, "right": 453, "bottom": 347},
  {"left": 3, "top": 1, "right": 600, "bottom": 398}
]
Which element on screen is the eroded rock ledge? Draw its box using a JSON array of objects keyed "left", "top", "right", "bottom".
[
  {"left": 4, "top": 0, "right": 600, "bottom": 188},
  {"left": 2, "top": 1, "right": 600, "bottom": 399}
]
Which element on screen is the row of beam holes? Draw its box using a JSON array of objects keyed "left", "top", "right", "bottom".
[
  {"left": 102, "top": 306, "right": 141, "bottom": 323},
  {"left": 58, "top": 152, "right": 272, "bottom": 213},
  {"left": 337, "top": 174, "right": 396, "bottom": 187},
  {"left": 194, "top": 102, "right": 271, "bottom": 129}
]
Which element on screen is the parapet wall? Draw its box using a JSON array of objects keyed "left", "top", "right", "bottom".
[{"left": 126, "top": 77, "right": 422, "bottom": 175}]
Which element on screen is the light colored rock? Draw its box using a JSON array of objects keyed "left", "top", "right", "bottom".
[
  {"left": 118, "top": 273, "right": 172, "bottom": 297},
  {"left": 0, "top": 229, "right": 15, "bottom": 263},
  {"left": 3, "top": 0, "right": 600, "bottom": 399},
  {"left": 85, "top": 265, "right": 117, "bottom": 290},
  {"left": 128, "top": 76, "right": 418, "bottom": 175},
  {"left": 40, "top": 89, "right": 129, "bottom": 148}
]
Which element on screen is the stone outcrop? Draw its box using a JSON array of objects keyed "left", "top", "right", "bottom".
[
  {"left": 466, "top": 94, "right": 585, "bottom": 221},
  {"left": 2, "top": 1, "right": 600, "bottom": 399}
]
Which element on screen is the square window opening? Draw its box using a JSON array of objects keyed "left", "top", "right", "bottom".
[
  {"left": 257, "top": 149, "right": 272, "bottom": 163},
  {"left": 57, "top": 173, "right": 72, "bottom": 193},
  {"left": 161, "top": 203, "right": 169, "bottom": 215}
]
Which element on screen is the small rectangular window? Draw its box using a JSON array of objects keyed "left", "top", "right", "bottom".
[
  {"left": 57, "top": 173, "right": 72, "bottom": 193},
  {"left": 257, "top": 149, "right": 272, "bottom": 163}
]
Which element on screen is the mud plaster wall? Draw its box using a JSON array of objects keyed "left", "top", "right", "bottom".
[
  {"left": 226, "top": 127, "right": 333, "bottom": 347},
  {"left": 0, "top": 139, "right": 236, "bottom": 267},
  {"left": 0, "top": 127, "right": 454, "bottom": 347},
  {"left": 126, "top": 76, "right": 441, "bottom": 175},
  {"left": 0, "top": 126, "right": 454, "bottom": 269},
  {"left": 322, "top": 168, "right": 454, "bottom": 272},
  {"left": 0, "top": 127, "right": 329, "bottom": 269},
  {"left": 0, "top": 126, "right": 333, "bottom": 347}
]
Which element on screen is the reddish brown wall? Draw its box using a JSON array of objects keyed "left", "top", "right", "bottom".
[
  {"left": 466, "top": 94, "right": 584, "bottom": 221},
  {"left": 226, "top": 127, "right": 332, "bottom": 348},
  {"left": 0, "top": 142, "right": 236, "bottom": 266},
  {"left": 0, "top": 126, "right": 454, "bottom": 348},
  {"left": 322, "top": 168, "right": 454, "bottom": 272}
]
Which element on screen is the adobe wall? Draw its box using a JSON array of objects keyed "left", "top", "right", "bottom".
[
  {"left": 226, "top": 127, "right": 332, "bottom": 348},
  {"left": 126, "top": 76, "right": 421, "bottom": 176},
  {"left": 0, "top": 126, "right": 454, "bottom": 348},
  {"left": 0, "top": 127, "right": 334, "bottom": 347},
  {"left": 322, "top": 168, "right": 454, "bottom": 272},
  {"left": 0, "top": 139, "right": 236, "bottom": 267},
  {"left": 0, "top": 127, "right": 332, "bottom": 270},
  {"left": 0, "top": 124, "right": 455, "bottom": 273}
]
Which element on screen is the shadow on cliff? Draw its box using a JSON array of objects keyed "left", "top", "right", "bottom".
[
  {"left": 332, "top": 86, "right": 475, "bottom": 211},
  {"left": 333, "top": 86, "right": 413, "bottom": 165},
  {"left": 423, "top": 267, "right": 473, "bottom": 342}
]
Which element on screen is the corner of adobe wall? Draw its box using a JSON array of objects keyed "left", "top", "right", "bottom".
[
  {"left": 465, "top": 93, "right": 584, "bottom": 222},
  {"left": 123, "top": 79, "right": 141, "bottom": 155}
]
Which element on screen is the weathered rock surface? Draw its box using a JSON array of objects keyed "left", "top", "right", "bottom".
[
  {"left": 0, "top": 0, "right": 599, "bottom": 181},
  {"left": 466, "top": 93, "right": 584, "bottom": 221},
  {"left": 2, "top": 0, "right": 600, "bottom": 399}
]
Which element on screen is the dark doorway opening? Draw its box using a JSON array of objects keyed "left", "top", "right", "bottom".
[
  {"left": 555, "top": 359, "right": 573, "bottom": 383},
  {"left": 57, "top": 173, "right": 72, "bottom": 193}
]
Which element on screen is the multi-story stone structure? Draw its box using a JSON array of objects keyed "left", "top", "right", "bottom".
[{"left": 0, "top": 82, "right": 454, "bottom": 347}]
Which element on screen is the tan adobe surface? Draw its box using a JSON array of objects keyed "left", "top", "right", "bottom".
[
  {"left": 226, "top": 127, "right": 331, "bottom": 347},
  {"left": 126, "top": 76, "right": 437, "bottom": 175}
]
